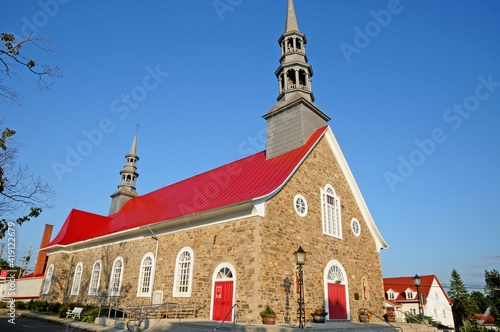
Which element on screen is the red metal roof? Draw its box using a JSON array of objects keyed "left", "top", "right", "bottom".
[
  {"left": 46, "top": 126, "right": 328, "bottom": 248},
  {"left": 383, "top": 275, "right": 453, "bottom": 306}
]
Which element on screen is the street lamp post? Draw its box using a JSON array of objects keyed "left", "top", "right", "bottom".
[
  {"left": 295, "top": 246, "right": 307, "bottom": 329},
  {"left": 413, "top": 274, "right": 425, "bottom": 324}
]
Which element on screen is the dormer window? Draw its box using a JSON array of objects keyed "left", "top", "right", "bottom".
[
  {"left": 405, "top": 288, "right": 415, "bottom": 299},
  {"left": 387, "top": 289, "right": 398, "bottom": 300}
]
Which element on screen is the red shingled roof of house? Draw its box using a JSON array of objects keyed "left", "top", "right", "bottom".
[
  {"left": 45, "top": 126, "right": 329, "bottom": 248},
  {"left": 383, "top": 275, "right": 452, "bottom": 306}
]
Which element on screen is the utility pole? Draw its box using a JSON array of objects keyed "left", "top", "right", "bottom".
[
  {"left": 0, "top": 242, "right": 4, "bottom": 259},
  {"left": 18, "top": 246, "right": 34, "bottom": 278}
]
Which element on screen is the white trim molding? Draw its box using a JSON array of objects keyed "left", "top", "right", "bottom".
[
  {"left": 294, "top": 194, "right": 308, "bottom": 217},
  {"left": 70, "top": 262, "right": 83, "bottom": 296},
  {"left": 41, "top": 264, "right": 54, "bottom": 295},
  {"left": 109, "top": 256, "right": 124, "bottom": 296},
  {"left": 210, "top": 262, "right": 236, "bottom": 322},
  {"left": 88, "top": 259, "right": 102, "bottom": 296},
  {"left": 321, "top": 184, "right": 342, "bottom": 239},
  {"left": 137, "top": 253, "right": 155, "bottom": 297},
  {"left": 324, "top": 260, "right": 350, "bottom": 321},
  {"left": 173, "top": 247, "right": 194, "bottom": 297}
]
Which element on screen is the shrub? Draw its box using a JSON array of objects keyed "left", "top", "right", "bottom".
[
  {"left": 15, "top": 301, "right": 27, "bottom": 310},
  {"left": 81, "top": 307, "right": 100, "bottom": 323},
  {"left": 0, "top": 301, "right": 7, "bottom": 309},
  {"left": 260, "top": 305, "right": 276, "bottom": 317},
  {"left": 47, "top": 302, "right": 61, "bottom": 313}
]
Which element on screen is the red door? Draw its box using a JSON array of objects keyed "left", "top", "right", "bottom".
[
  {"left": 328, "top": 283, "right": 347, "bottom": 320},
  {"left": 212, "top": 281, "right": 233, "bottom": 321}
]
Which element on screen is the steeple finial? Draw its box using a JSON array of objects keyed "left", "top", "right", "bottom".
[{"left": 286, "top": 0, "right": 299, "bottom": 32}]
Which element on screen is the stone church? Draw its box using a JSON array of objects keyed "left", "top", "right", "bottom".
[{"left": 40, "top": 0, "right": 389, "bottom": 323}]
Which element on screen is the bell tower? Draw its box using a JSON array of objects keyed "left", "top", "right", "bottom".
[
  {"left": 108, "top": 131, "right": 139, "bottom": 215},
  {"left": 263, "top": 0, "right": 330, "bottom": 159}
]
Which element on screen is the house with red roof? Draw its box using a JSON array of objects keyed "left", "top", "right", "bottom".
[
  {"left": 384, "top": 275, "right": 454, "bottom": 329},
  {"left": 39, "top": 0, "right": 389, "bottom": 324},
  {"left": 477, "top": 307, "right": 498, "bottom": 330}
]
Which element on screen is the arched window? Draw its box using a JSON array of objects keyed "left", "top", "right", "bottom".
[
  {"left": 109, "top": 257, "right": 124, "bottom": 296},
  {"left": 70, "top": 263, "right": 83, "bottom": 295},
  {"left": 321, "top": 184, "right": 342, "bottom": 239},
  {"left": 173, "top": 247, "right": 193, "bottom": 297},
  {"left": 42, "top": 264, "right": 54, "bottom": 295},
  {"left": 137, "top": 253, "right": 155, "bottom": 297},
  {"left": 88, "top": 260, "right": 101, "bottom": 296}
]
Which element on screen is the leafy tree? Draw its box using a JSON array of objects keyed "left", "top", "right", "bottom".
[
  {"left": 1, "top": 31, "right": 60, "bottom": 105},
  {"left": 471, "top": 291, "right": 489, "bottom": 314},
  {"left": 0, "top": 30, "right": 58, "bottom": 238},
  {"left": 448, "top": 269, "right": 479, "bottom": 328},
  {"left": 0, "top": 122, "right": 54, "bottom": 238},
  {"left": 485, "top": 269, "right": 500, "bottom": 327}
]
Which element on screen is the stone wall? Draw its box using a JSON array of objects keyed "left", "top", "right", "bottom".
[
  {"left": 41, "top": 216, "right": 264, "bottom": 322},
  {"left": 41, "top": 134, "right": 386, "bottom": 324},
  {"left": 258, "top": 136, "right": 386, "bottom": 322}
]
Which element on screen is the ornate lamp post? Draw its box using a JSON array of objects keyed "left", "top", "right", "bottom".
[
  {"left": 413, "top": 274, "right": 425, "bottom": 324},
  {"left": 295, "top": 246, "right": 307, "bottom": 328}
]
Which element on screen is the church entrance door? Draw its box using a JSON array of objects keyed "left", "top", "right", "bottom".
[
  {"left": 211, "top": 264, "right": 235, "bottom": 322},
  {"left": 325, "top": 261, "right": 349, "bottom": 320},
  {"left": 328, "top": 283, "right": 347, "bottom": 319},
  {"left": 212, "top": 280, "right": 233, "bottom": 321}
]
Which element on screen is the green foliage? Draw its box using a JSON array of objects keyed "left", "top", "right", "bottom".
[
  {"left": 15, "top": 301, "right": 27, "bottom": 309},
  {"left": 0, "top": 301, "right": 7, "bottom": 309},
  {"left": 260, "top": 305, "right": 276, "bottom": 317},
  {"left": 458, "top": 320, "right": 489, "bottom": 332},
  {"left": 448, "top": 269, "right": 479, "bottom": 328},
  {"left": 80, "top": 307, "right": 100, "bottom": 323},
  {"left": 485, "top": 269, "right": 500, "bottom": 327},
  {"left": 471, "top": 291, "right": 489, "bottom": 314}
]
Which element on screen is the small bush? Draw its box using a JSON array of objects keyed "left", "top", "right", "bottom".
[
  {"left": 15, "top": 301, "right": 27, "bottom": 310},
  {"left": 81, "top": 307, "right": 100, "bottom": 323},
  {"left": 0, "top": 301, "right": 7, "bottom": 309},
  {"left": 47, "top": 302, "right": 61, "bottom": 313}
]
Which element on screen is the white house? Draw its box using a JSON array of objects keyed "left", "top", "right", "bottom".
[{"left": 384, "top": 275, "right": 454, "bottom": 329}]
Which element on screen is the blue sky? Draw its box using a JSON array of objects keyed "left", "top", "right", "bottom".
[{"left": 2, "top": 0, "right": 499, "bottom": 292}]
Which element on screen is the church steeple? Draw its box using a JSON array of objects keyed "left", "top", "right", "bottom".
[
  {"left": 263, "top": 0, "right": 330, "bottom": 160},
  {"left": 275, "top": 0, "right": 314, "bottom": 103},
  {"left": 108, "top": 131, "right": 140, "bottom": 215}
]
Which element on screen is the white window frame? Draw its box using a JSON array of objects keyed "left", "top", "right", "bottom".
[
  {"left": 405, "top": 288, "right": 415, "bottom": 299},
  {"left": 137, "top": 253, "right": 155, "bottom": 297},
  {"left": 294, "top": 194, "right": 308, "bottom": 217},
  {"left": 387, "top": 290, "right": 398, "bottom": 300},
  {"left": 70, "top": 263, "right": 83, "bottom": 295},
  {"left": 109, "top": 256, "right": 124, "bottom": 296},
  {"left": 321, "top": 184, "right": 342, "bottom": 239},
  {"left": 173, "top": 247, "right": 194, "bottom": 297},
  {"left": 42, "top": 264, "right": 54, "bottom": 295},
  {"left": 351, "top": 218, "right": 361, "bottom": 236},
  {"left": 88, "top": 260, "right": 102, "bottom": 296}
]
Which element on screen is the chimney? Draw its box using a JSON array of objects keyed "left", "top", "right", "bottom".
[{"left": 33, "top": 224, "right": 54, "bottom": 275}]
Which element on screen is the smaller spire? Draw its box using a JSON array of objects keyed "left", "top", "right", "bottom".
[{"left": 286, "top": 0, "right": 300, "bottom": 32}]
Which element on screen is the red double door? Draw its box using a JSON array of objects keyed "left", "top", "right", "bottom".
[
  {"left": 328, "top": 283, "right": 347, "bottom": 320},
  {"left": 212, "top": 281, "right": 234, "bottom": 321}
]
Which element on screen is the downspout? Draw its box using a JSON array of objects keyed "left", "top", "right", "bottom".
[{"left": 148, "top": 226, "right": 159, "bottom": 306}]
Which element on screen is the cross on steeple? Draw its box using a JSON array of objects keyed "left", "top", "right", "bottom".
[{"left": 135, "top": 122, "right": 141, "bottom": 133}]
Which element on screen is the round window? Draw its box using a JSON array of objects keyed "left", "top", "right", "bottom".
[
  {"left": 351, "top": 218, "right": 361, "bottom": 236},
  {"left": 294, "top": 194, "right": 308, "bottom": 217}
]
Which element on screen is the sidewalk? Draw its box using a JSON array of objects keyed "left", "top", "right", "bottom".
[{"left": 17, "top": 311, "right": 125, "bottom": 332}]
